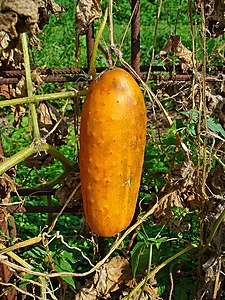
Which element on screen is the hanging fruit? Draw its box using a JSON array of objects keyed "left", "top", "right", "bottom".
[{"left": 79, "top": 67, "right": 146, "bottom": 237}]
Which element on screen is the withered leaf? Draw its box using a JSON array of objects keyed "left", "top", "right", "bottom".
[
  {"left": 75, "top": 286, "right": 97, "bottom": 300},
  {"left": 37, "top": 101, "right": 68, "bottom": 146},
  {"left": 76, "top": 0, "right": 102, "bottom": 34},
  {"left": 13, "top": 104, "right": 26, "bottom": 128},
  {"left": 94, "top": 256, "right": 131, "bottom": 297},
  {"left": 24, "top": 151, "right": 54, "bottom": 169},
  {"left": 159, "top": 35, "right": 200, "bottom": 72},
  {"left": 0, "top": 156, "right": 17, "bottom": 204},
  {"left": 0, "top": 0, "right": 65, "bottom": 66},
  {"left": 0, "top": 11, "right": 18, "bottom": 37},
  {"left": 195, "top": 0, "right": 225, "bottom": 37},
  {"left": 55, "top": 167, "right": 82, "bottom": 210},
  {"left": 0, "top": 84, "right": 15, "bottom": 99}
]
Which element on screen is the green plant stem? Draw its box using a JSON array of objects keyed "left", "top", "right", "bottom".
[
  {"left": 123, "top": 243, "right": 197, "bottom": 300},
  {"left": 0, "top": 90, "right": 86, "bottom": 107},
  {"left": 205, "top": 209, "right": 225, "bottom": 249},
  {"left": 213, "top": 155, "right": 225, "bottom": 169},
  {"left": 0, "top": 144, "right": 37, "bottom": 175},
  {"left": 42, "top": 143, "right": 71, "bottom": 172},
  {"left": 39, "top": 170, "right": 68, "bottom": 188},
  {"left": 21, "top": 33, "right": 40, "bottom": 140},
  {"left": 0, "top": 140, "right": 72, "bottom": 177},
  {"left": 90, "top": 7, "right": 108, "bottom": 79},
  {"left": 138, "top": 244, "right": 153, "bottom": 300}
]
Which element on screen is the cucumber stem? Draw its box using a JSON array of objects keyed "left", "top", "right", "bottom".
[{"left": 90, "top": 7, "right": 108, "bottom": 79}]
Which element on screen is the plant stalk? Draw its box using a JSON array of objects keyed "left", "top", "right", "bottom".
[
  {"left": 0, "top": 144, "right": 37, "bottom": 175},
  {"left": 21, "top": 33, "right": 40, "bottom": 140},
  {"left": 123, "top": 243, "right": 197, "bottom": 300},
  {"left": 42, "top": 143, "right": 71, "bottom": 172},
  {"left": 90, "top": 7, "right": 108, "bottom": 79},
  {"left": 205, "top": 208, "right": 225, "bottom": 249},
  {"left": 0, "top": 140, "right": 72, "bottom": 177},
  {"left": 0, "top": 90, "right": 86, "bottom": 107}
]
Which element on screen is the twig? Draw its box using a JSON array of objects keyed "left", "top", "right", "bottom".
[
  {"left": 47, "top": 183, "right": 81, "bottom": 233},
  {"left": 43, "top": 231, "right": 94, "bottom": 267},
  {"left": 0, "top": 198, "right": 160, "bottom": 278},
  {"left": 0, "top": 282, "right": 46, "bottom": 300},
  {"left": 169, "top": 264, "right": 174, "bottom": 300},
  {"left": 205, "top": 208, "right": 225, "bottom": 249},
  {"left": 108, "top": 0, "right": 114, "bottom": 48},
  {"left": 119, "top": 2, "right": 137, "bottom": 51},
  {"left": 145, "top": 0, "right": 163, "bottom": 82},
  {"left": 16, "top": 274, "right": 58, "bottom": 300},
  {"left": 213, "top": 256, "right": 222, "bottom": 300},
  {"left": 0, "top": 236, "right": 42, "bottom": 255},
  {"left": 138, "top": 244, "right": 153, "bottom": 300},
  {"left": 200, "top": 1, "right": 208, "bottom": 198}
]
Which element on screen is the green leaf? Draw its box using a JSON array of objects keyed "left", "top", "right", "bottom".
[
  {"left": 181, "top": 110, "right": 198, "bottom": 122},
  {"left": 131, "top": 242, "right": 146, "bottom": 278},
  {"left": 55, "top": 258, "right": 76, "bottom": 288},
  {"left": 207, "top": 118, "right": 225, "bottom": 138},
  {"left": 173, "top": 119, "right": 185, "bottom": 131},
  {"left": 148, "top": 237, "right": 168, "bottom": 249}
]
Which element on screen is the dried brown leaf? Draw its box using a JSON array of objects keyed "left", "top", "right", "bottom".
[
  {"left": 0, "top": 0, "right": 65, "bottom": 66},
  {"left": 76, "top": 0, "right": 102, "bottom": 34},
  {"left": 75, "top": 286, "right": 97, "bottom": 300},
  {"left": 159, "top": 35, "right": 200, "bottom": 71},
  {"left": 0, "top": 11, "right": 18, "bottom": 37},
  {"left": 195, "top": 0, "right": 225, "bottom": 37},
  {"left": 0, "top": 156, "right": 17, "bottom": 203},
  {"left": 153, "top": 190, "right": 185, "bottom": 220},
  {"left": 13, "top": 105, "right": 26, "bottom": 128},
  {"left": 37, "top": 101, "right": 68, "bottom": 146},
  {"left": 24, "top": 152, "right": 54, "bottom": 169},
  {"left": 94, "top": 256, "right": 131, "bottom": 297},
  {"left": 55, "top": 167, "right": 82, "bottom": 210},
  {"left": 0, "top": 31, "right": 23, "bottom": 68},
  {"left": 0, "top": 84, "right": 15, "bottom": 99}
]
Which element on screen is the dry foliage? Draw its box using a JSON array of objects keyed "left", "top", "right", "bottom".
[
  {"left": 76, "top": 0, "right": 102, "bottom": 34},
  {"left": 0, "top": 0, "right": 65, "bottom": 67},
  {"left": 24, "top": 101, "right": 68, "bottom": 168},
  {"left": 195, "top": 0, "right": 225, "bottom": 36},
  {"left": 159, "top": 35, "right": 200, "bottom": 71},
  {"left": 75, "top": 256, "right": 162, "bottom": 300},
  {"left": 56, "top": 166, "right": 82, "bottom": 210}
]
